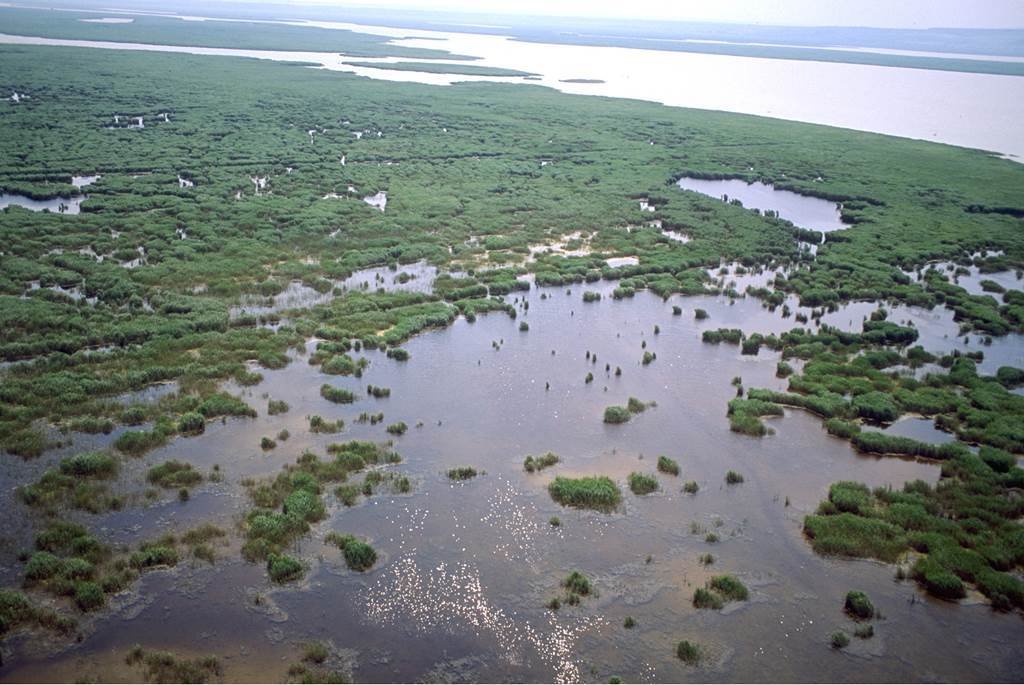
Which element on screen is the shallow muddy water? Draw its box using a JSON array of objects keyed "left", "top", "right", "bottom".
[
  {"left": 4, "top": 277, "right": 1023, "bottom": 683},
  {"left": 0, "top": 192, "right": 86, "bottom": 214},
  {"left": 676, "top": 177, "right": 849, "bottom": 233}
]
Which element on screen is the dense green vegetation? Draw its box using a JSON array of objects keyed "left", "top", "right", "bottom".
[
  {"left": 326, "top": 532, "right": 378, "bottom": 571},
  {"left": 0, "top": 30, "right": 1018, "bottom": 464},
  {"left": 548, "top": 476, "right": 622, "bottom": 510},
  {"left": 694, "top": 574, "right": 749, "bottom": 610},
  {"left": 628, "top": 471, "right": 659, "bottom": 495},
  {"left": 242, "top": 441, "right": 401, "bottom": 575},
  {"left": 844, "top": 590, "right": 875, "bottom": 620}
]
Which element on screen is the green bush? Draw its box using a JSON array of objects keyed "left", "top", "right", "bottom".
[
  {"left": 147, "top": 461, "right": 202, "bottom": 488},
  {"left": 628, "top": 472, "right": 659, "bottom": 495},
  {"left": 73, "top": 581, "right": 105, "bottom": 611},
  {"left": 692, "top": 587, "right": 722, "bottom": 609},
  {"left": 177, "top": 411, "right": 205, "bottom": 434},
  {"left": 326, "top": 532, "right": 377, "bottom": 571},
  {"left": 267, "top": 553, "right": 305, "bottom": 583},
  {"left": 59, "top": 452, "right": 117, "bottom": 478},
  {"left": 676, "top": 640, "right": 701, "bottom": 665},
  {"left": 320, "top": 384, "right": 355, "bottom": 404},
  {"left": 548, "top": 476, "right": 622, "bottom": 510},
  {"left": 562, "top": 570, "right": 592, "bottom": 596},
  {"left": 656, "top": 455, "right": 679, "bottom": 476},
  {"left": 844, "top": 590, "right": 874, "bottom": 619},
  {"left": 709, "top": 575, "right": 749, "bottom": 601},
  {"left": 447, "top": 466, "right": 478, "bottom": 480},
  {"left": 603, "top": 405, "right": 631, "bottom": 424},
  {"left": 524, "top": 452, "right": 559, "bottom": 472}
]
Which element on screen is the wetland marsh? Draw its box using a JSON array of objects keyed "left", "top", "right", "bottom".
[{"left": 0, "top": 7, "right": 1023, "bottom": 684}]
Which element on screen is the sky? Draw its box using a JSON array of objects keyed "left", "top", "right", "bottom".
[{"left": 276, "top": 0, "right": 1024, "bottom": 29}]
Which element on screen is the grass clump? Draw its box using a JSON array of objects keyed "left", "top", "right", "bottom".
[
  {"left": 386, "top": 421, "right": 408, "bottom": 435},
  {"left": 604, "top": 397, "right": 655, "bottom": 424},
  {"left": 326, "top": 532, "right": 377, "bottom": 571},
  {"left": 147, "top": 461, "right": 203, "bottom": 489},
  {"left": 683, "top": 480, "right": 700, "bottom": 494},
  {"left": 447, "top": 466, "right": 478, "bottom": 480},
  {"left": 628, "top": 472, "right": 659, "bottom": 495},
  {"left": 548, "top": 476, "right": 622, "bottom": 511},
  {"left": 309, "top": 415, "right": 344, "bottom": 433},
  {"left": 559, "top": 570, "right": 593, "bottom": 604},
  {"left": 656, "top": 455, "right": 679, "bottom": 476},
  {"left": 854, "top": 624, "right": 875, "bottom": 639},
  {"left": 524, "top": 452, "right": 560, "bottom": 473},
  {"left": 603, "top": 405, "right": 631, "bottom": 424},
  {"left": 18, "top": 452, "right": 122, "bottom": 513},
  {"left": 694, "top": 575, "right": 748, "bottom": 609},
  {"left": 844, "top": 590, "right": 875, "bottom": 620},
  {"left": 267, "top": 553, "right": 305, "bottom": 583},
  {"left": 676, "top": 640, "right": 702, "bottom": 665},
  {"left": 831, "top": 631, "right": 850, "bottom": 649},
  {"left": 725, "top": 470, "right": 744, "bottom": 484},
  {"left": 0, "top": 589, "right": 76, "bottom": 637},
  {"left": 727, "top": 398, "right": 782, "bottom": 436},
  {"left": 268, "top": 399, "right": 290, "bottom": 415},
  {"left": 130, "top": 538, "right": 180, "bottom": 570},
  {"left": 320, "top": 384, "right": 355, "bottom": 404},
  {"left": 709, "top": 575, "right": 749, "bottom": 601},
  {"left": 692, "top": 587, "right": 723, "bottom": 609},
  {"left": 125, "top": 645, "right": 223, "bottom": 683}
]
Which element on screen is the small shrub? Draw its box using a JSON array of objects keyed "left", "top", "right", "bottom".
[
  {"left": 676, "top": 640, "right": 701, "bottom": 665},
  {"left": 267, "top": 553, "right": 305, "bottom": 583},
  {"left": 147, "top": 461, "right": 202, "bottom": 489},
  {"left": 854, "top": 624, "right": 874, "bottom": 639},
  {"left": 831, "top": 631, "right": 850, "bottom": 649},
  {"left": 177, "top": 411, "right": 205, "bottom": 435},
  {"left": 683, "top": 480, "right": 699, "bottom": 494},
  {"left": 844, "top": 590, "right": 874, "bottom": 620},
  {"left": 562, "top": 570, "right": 591, "bottom": 596},
  {"left": 709, "top": 575, "right": 748, "bottom": 601},
  {"left": 524, "top": 452, "right": 560, "bottom": 473},
  {"left": 320, "top": 384, "right": 356, "bottom": 404},
  {"left": 326, "top": 533, "right": 377, "bottom": 571},
  {"left": 628, "top": 472, "right": 658, "bottom": 495},
  {"left": 725, "top": 470, "right": 744, "bottom": 485},
  {"left": 603, "top": 405, "right": 631, "bottom": 424},
  {"left": 693, "top": 587, "right": 723, "bottom": 609},
  {"left": 623, "top": 616, "right": 636, "bottom": 629},
  {"left": 656, "top": 455, "right": 679, "bottom": 476},
  {"left": 386, "top": 421, "right": 408, "bottom": 435}
]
